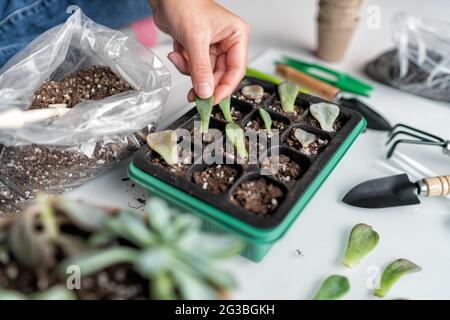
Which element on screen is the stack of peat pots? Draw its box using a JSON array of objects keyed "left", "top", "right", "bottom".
[{"left": 317, "top": 0, "right": 363, "bottom": 62}]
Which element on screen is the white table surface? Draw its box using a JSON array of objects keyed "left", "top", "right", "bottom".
[{"left": 70, "top": 0, "right": 450, "bottom": 299}]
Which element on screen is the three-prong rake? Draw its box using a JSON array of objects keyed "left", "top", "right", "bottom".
[{"left": 386, "top": 124, "right": 450, "bottom": 159}]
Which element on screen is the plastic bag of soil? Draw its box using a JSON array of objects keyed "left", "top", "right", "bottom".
[
  {"left": 0, "top": 7, "right": 171, "bottom": 214},
  {"left": 365, "top": 13, "right": 450, "bottom": 102}
]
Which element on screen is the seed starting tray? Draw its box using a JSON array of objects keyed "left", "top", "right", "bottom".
[{"left": 129, "top": 74, "right": 366, "bottom": 262}]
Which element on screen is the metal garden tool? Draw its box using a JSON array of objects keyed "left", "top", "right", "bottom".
[
  {"left": 276, "top": 64, "right": 391, "bottom": 131},
  {"left": 386, "top": 123, "right": 450, "bottom": 159},
  {"left": 343, "top": 173, "right": 450, "bottom": 209}
]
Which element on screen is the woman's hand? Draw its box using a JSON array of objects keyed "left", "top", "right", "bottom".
[{"left": 149, "top": 0, "right": 250, "bottom": 103}]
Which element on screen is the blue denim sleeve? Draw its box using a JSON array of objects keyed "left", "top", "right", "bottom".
[{"left": 0, "top": 0, "right": 152, "bottom": 68}]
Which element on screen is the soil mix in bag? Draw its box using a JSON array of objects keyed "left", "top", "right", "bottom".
[
  {"left": 0, "top": 66, "right": 149, "bottom": 214},
  {"left": 0, "top": 8, "right": 170, "bottom": 215}
]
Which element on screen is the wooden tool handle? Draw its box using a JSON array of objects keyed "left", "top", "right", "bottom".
[
  {"left": 422, "top": 175, "right": 450, "bottom": 197},
  {"left": 276, "top": 64, "right": 340, "bottom": 100}
]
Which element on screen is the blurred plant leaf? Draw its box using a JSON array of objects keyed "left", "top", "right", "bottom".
[
  {"left": 294, "top": 128, "right": 316, "bottom": 148},
  {"left": 54, "top": 198, "right": 109, "bottom": 232},
  {"left": 31, "top": 285, "right": 77, "bottom": 300},
  {"left": 59, "top": 246, "right": 138, "bottom": 278},
  {"left": 342, "top": 223, "right": 379, "bottom": 268},
  {"left": 313, "top": 275, "right": 350, "bottom": 300},
  {"left": 105, "top": 211, "right": 155, "bottom": 247},
  {"left": 0, "top": 289, "right": 27, "bottom": 300},
  {"left": 374, "top": 259, "right": 421, "bottom": 297}
]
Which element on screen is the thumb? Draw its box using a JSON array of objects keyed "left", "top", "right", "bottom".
[{"left": 184, "top": 38, "right": 214, "bottom": 99}]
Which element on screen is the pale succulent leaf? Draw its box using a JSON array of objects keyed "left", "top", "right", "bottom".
[
  {"left": 32, "top": 285, "right": 77, "bottom": 300},
  {"left": 59, "top": 247, "right": 138, "bottom": 278},
  {"left": 152, "top": 272, "right": 177, "bottom": 300},
  {"left": 294, "top": 128, "right": 316, "bottom": 148},
  {"left": 134, "top": 248, "right": 173, "bottom": 278},
  {"left": 0, "top": 289, "right": 27, "bottom": 300},
  {"left": 147, "top": 130, "right": 178, "bottom": 165},
  {"left": 310, "top": 103, "right": 340, "bottom": 132},
  {"left": 278, "top": 81, "right": 299, "bottom": 113},
  {"left": 55, "top": 199, "right": 109, "bottom": 232},
  {"left": 106, "top": 211, "right": 155, "bottom": 247},
  {"left": 374, "top": 259, "right": 421, "bottom": 297},
  {"left": 196, "top": 96, "right": 214, "bottom": 133},
  {"left": 172, "top": 268, "right": 218, "bottom": 300},
  {"left": 145, "top": 198, "right": 173, "bottom": 235},
  {"left": 241, "top": 85, "right": 264, "bottom": 100},
  {"left": 342, "top": 223, "right": 379, "bottom": 268},
  {"left": 219, "top": 97, "right": 233, "bottom": 122},
  {"left": 258, "top": 108, "right": 273, "bottom": 136},
  {"left": 225, "top": 123, "right": 248, "bottom": 159},
  {"left": 313, "top": 275, "right": 350, "bottom": 300}
]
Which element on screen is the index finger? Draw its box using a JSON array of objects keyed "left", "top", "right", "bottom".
[{"left": 214, "top": 33, "right": 248, "bottom": 102}]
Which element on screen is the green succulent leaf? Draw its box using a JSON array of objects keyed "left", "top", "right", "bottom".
[
  {"left": 152, "top": 272, "right": 177, "bottom": 300},
  {"left": 172, "top": 268, "right": 219, "bottom": 300},
  {"left": 31, "top": 285, "right": 77, "bottom": 300},
  {"left": 8, "top": 211, "right": 53, "bottom": 269},
  {"left": 313, "top": 275, "right": 350, "bottom": 300},
  {"left": 258, "top": 108, "right": 273, "bottom": 136},
  {"left": 134, "top": 248, "right": 173, "bottom": 279},
  {"left": 294, "top": 128, "right": 316, "bottom": 148},
  {"left": 0, "top": 289, "right": 27, "bottom": 300},
  {"left": 219, "top": 97, "right": 233, "bottom": 122},
  {"left": 36, "top": 195, "right": 59, "bottom": 241},
  {"left": 59, "top": 247, "right": 138, "bottom": 278},
  {"left": 55, "top": 198, "right": 109, "bottom": 232},
  {"left": 106, "top": 211, "right": 156, "bottom": 248},
  {"left": 374, "top": 259, "right": 421, "bottom": 298},
  {"left": 278, "top": 81, "right": 299, "bottom": 113},
  {"left": 147, "top": 130, "right": 179, "bottom": 165},
  {"left": 310, "top": 103, "right": 340, "bottom": 132},
  {"left": 225, "top": 123, "right": 248, "bottom": 160},
  {"left": 196, "top": 95, "right": 214, "bottom": 133},
  {"left": 342, "top": 223, "right": 379, "bottom": 268}
]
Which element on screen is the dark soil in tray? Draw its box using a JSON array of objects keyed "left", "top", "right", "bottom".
[
  {"left": 244, "top": 116, "right": 289, "bottom": 133},
  {"left": 192, "top": 164, "right": 240, "bottom": 194},
  {"left": 234, "top": 91, "right": 271, "bottom": 107},
  {"left": 149, "top": 149, "right": 193, "bottom": 176},
  {"left": 231, "top": 178, "right": 284, "bottom": 216},
  {"left": 212, "top": 106, "right": 246, "bottom": 122},
  {"left": 261, "top": 154, "right": 302, "bottom": 184},
  {"left": 285, "top": 130, "right": 329, "bottom": 156},
  {"left": 266, "top": 100, "right": 307, "bottom": 121},
  {"left": 305, "top": 112, "right": 346, "bottom": 132}
]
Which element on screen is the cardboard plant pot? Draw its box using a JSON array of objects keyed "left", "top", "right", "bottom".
[{"left": 129, "top": 74, "right": 366, "bottom": 262}]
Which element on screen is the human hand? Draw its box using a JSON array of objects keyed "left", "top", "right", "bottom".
[{"left": 148, "top": 0, "right": 250, "bottom": 103}]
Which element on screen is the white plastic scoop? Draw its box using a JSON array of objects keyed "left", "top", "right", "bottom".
[{"left": 0, "top": 105, "right": 69, "bottom": 129}]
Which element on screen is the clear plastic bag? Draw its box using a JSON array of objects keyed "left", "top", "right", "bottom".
[
  {"left": 0, "top": 7, "right": 171, "bottom": 214},
  {"left": 365, "top": 13, "right": 450, "bottom": 102}
]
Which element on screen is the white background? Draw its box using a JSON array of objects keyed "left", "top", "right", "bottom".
[{"left": 71, "top": 0, "right": 450, "bottom": 299}]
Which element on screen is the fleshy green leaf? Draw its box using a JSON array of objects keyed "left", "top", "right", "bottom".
[
  {"left": 258, "top": 108, "right": 272, "bottom": 136},
  {"left": 219, "top": 97, "right": 233, "bottom": 122},
  {"left": 59, "top": 247, "right": 138, "bottom": 278},
  {"left": 294, "top": 128, "right": 316, "bottom": 148},
  {"left": 278, "top": 81, "right": 299, "bottom": 113},
  {"left": 0, "top": 289, "right": 27, "bottom": 300},
  {"left": 225, "top": 123, "right": 248, "bottom": 160},
  {"left": 36, "top": 194, "right": 59, "bottom": 241},
  {"left": 147, "top": 130, "right": 179, "bottom": 165},
  {"left": 374, "top": 259, "right": 421, "bottom": 297},
  {"left": 310, "top": 103, "right": 340, "bottom": 132},
  {"left": 313, "top": 275, "right": 350, "bottom": 300},
  {"left": 152, "top": 272, "right": 177, "bottom": 300},
  {"left": 8, "top": 211, "right": 53, "bottom": 269},
  {"left": 32, "top": 285, "right": 77, "bottom": 300},
  {"left": 196, "top": 96, "right": 214, "bottom": 133},
  {"left": 55, "top": 198, "right": 109, "bottom": 232},
  {"left": 342, "top": 223, "right": 379, "bottom": 268}
]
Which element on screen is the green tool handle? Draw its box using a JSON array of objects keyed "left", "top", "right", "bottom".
[{"left": 245, "top": 67, "right": 309, "bottom": 94}]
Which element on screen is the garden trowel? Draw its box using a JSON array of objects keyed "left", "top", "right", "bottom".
[{"left": 343, "top": 173, "right": 450, "bottom": 209}]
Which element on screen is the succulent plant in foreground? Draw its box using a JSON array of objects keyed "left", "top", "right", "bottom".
[
  {"left": 313, "top": 274, "right": 350, "bottom": 300},
  {"left": 278, "top": 81, "right": 299, "bottom": 113},
  {"left": 342, "top": 223, "right": 379, "bottom": 268},
  {"left": 196, "top": 95, "right": 215, "bottom": 133}
]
